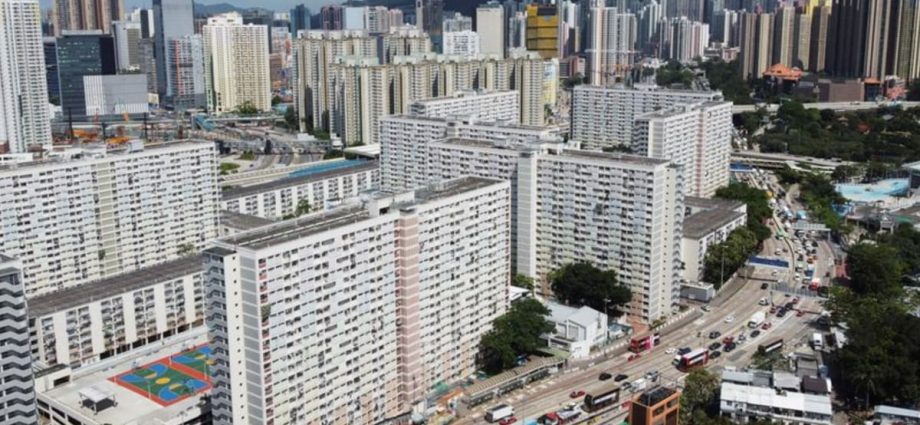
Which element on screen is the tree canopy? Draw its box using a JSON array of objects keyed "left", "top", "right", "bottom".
[
  {"left": 680, "top": 368, "right": 722, "bottom": 425},
  {"left": 715, "top": 182, "right": 772, "bottom": 242},
  {"left": 478, "top": 298, "right": 554, "bottom": 374},
  {"left": 512, "top": 274, "right": 535, "bottom": 291},
  {"left": 702, "top": 227, "right": 759, "bottom": 288},
  {"left": 549, "top": 262, "right": 631, "bottom": 314}
]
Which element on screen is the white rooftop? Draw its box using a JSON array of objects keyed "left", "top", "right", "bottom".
[
  {"left": 721, "top": 382, "right": 833, "bottom": 417},
  {"left": 546, "top": 301, "right": 604, "bottom": 329}
]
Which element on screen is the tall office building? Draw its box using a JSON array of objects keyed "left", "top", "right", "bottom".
[
  {"left": 571, "top": 84, "right": 722, "bottom": 150},
  {"left": 738, "top": 11, "right": 774, "bottom": 79},
  {"left": 557, "top": 0, "right": 580, "bottom": 57},
  {"left": 130, "top": 7, "right": 153, "bottom": 38},
  {"left": 343, "top": 6, "right": 365, "bottom": 30},
  {"left": 293, "top": 30, "right": 378, "bottom": 132},
  {"left": 112, "top": 20, "right": 140, "bottom": 70},
  {"left": 43, "top": 37, "right": 60, "bottom": 105},
  {"left": 0, "top": 255, "right": 38, "bottom": 424},
  {"left": 52, "top": 0, "right": 123, "bottom": 35},
  {"left": 772, "top": 5, "right": 795, "bottom": 67},
  {"left": 153, "top": 0, "right": 194, "bottom": 102},
  {"left": 424, "top": 140, "right": 684, "bottom": 322},
  {"left": 633, "top": 101, "right": 733, "bottom": 198},
  {"left": 0, "top": 142, "right": 219, "bottom": 297},
  {"left": 289, "top": 4, "right": 310, "bottom": 36},
  {"left": 660, "top": 17, "right": 709, "bottom": 63},
  {"left": 203, "top": 13, "right": 271, "bottom": 113},
  {"left": 320, "top": 5, "right": 343, "bottom": 30},
  {"left": 442, "top": 11, "right": 472, "bottom": 32},
  {"left": 0, "top": 0, "right": 52, "bottom": 154},
  {"left": 328, "top": 51, "right": 546, "bottom": 145},
  {"left": 587, "top": 3, "right": 637, "bottom": 85},
  {"left": 637, "top": 0, "right": 663, "bottom": 52},
  {"left": 508, "top": 10, "right": 527, "bottom": 50},
  {"left": 476, "top": 2, "right": 505, "bottom": 56},
  {"left": 57, "top": 31, "right": 116, "bottom": 120},
  {"left": 808, "top": 2, "right": 831, "bottom": 72},
  {"left": 415, "top": 0, "right": 444, "bottom": 44},
  {"left": 206, "top": 177, "right": 511, "bottom": 425},
  {"left": 893, "top": 0, "right": 920, "bottom": 81},
  {"left": 525, "top": 4, "right": 558, "bottom": 59},
  {"left": 166, "top": 35, "right": 206, "bottom": 109}
]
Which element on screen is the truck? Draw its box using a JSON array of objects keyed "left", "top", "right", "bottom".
[
  {"left": 748, "top": 311, "right": 766, "bottom": 328},
  {"left": 485, "top": 404, "right": 514, "bottom": 423}
]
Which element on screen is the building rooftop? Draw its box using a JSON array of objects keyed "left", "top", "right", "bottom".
[
  {"left": 220, "top": 210, "right": 275, "bottom": 231},
  {"left": 546, "top": 301, "right": 603, "bottom": 329},
  {"left": 219, "top": 177, "right": 504, "bottom": 251},
  {"left": 382, "top": 113, "right": 551, "bottom": 132},
  {"left": 27, "top": 256, "right": 202, "bottom": 317},
  {"left": 221, "top": 160, "right": 378, "bottom": 200},
  {"left": 635, "top": 386, "right": 678, "bottom": 407},
  {"left": 720, "top": 382, "right": 832, "bottom": 416},
  {"left": 554, "top": 149, "right": 672, "bottom": 167},
  {"left": 801, "top": 376, "right": 829, "bottom": 395},
  {"left": 37, "top": 331, "right": 208, "bottom": 425},
  {"left": 0, "top": 140, "right": 211, "bottom": 173},
  {"left": 683, "top": 207, "right": 747, "bottom": 239},
  {"left": 685, "top": 196, "right": 745, "bottom": 211},
  {"left": 875, "top": 405, "right": 920, "bottom": 420}
]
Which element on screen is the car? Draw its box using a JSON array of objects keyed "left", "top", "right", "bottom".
[
  {"left": 628, "top": 353, "right": 640, "bottom": 361},
  {"left": 723, "top": 343, "right": 736, "bottom": 353},
  {"left": 797, "top": 309, "right": 805, "bottom": 317},
  {"left": 722, "top": 336, "right": 734, "bottom": 345},
  {"left": 569, "top": 390, "right": 585, "bottom": 398},
  {"left": 622, "top": 382, "right": 633, "bottom": 392},
  {"left": 792, "top": 296, "right": 800, "bottom": 304},
  {"left": 678, "top": 347, "right": 692, "bottom": 355},
  {"left": 785, "top": 293, "right": 792, "bottom": 298},
  {"left": 777, "top": 310, "right": 786, "bottom": 318},
  {"left": 614, "top": 374, "right": 629, "bottom": 382},
  {"left": 724, "top": 315, "right": 735, "bottom": 323},
  {"left": 701, "top": 305, "right": 712, "bottom": 312},
  {"left": 761, "top": 282, "right": 769, "bottom": 290},
  {"left": 759, "top": 298, "right": 769, "bottom": 306},
  {"left": 762, "top": 322, "right": 772, "bottom": 330},
  {"left": 499, "top": 417, "right": 517, "bottom": 425},
  {"left": 599, "top": 372, "right": 612, "bottom": 381},
  {"left": 708, "top": 331, "right": 721, "bottom": 339},
  {"left": 738, "top": 334, "right": 747, "bottom": 342},
  {"left": 709, "top": 342, "right": 722, "bottom": 351},
  {"left": 750, "top": 330, "right": 761, "bottom": 338},
  {"left": 645, "top": 370, "right": 660, "bottom": 381},
  {"left": 710, "top": 351, "right": 722, "bottom": 359},
  {"left": 665, "top": 347, "right": 677, "bottom": 354},
  {"left": 770, "top": 306, "right": 777, "bottom": 314}
]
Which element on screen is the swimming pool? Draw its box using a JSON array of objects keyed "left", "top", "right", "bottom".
[
  {"left": 287, "top": 159, "right": 366, "bottom": 179},
  {"left": 836, "top": 178, "right": 909, "bottom": 203}
]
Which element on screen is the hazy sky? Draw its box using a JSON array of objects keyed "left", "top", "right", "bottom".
[{"left": 39, "top": 0, "right": 343, "bottom": 14}]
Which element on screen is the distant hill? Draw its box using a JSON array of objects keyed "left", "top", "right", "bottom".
[{"left": 194, "top": 2, "right": 247, "bottom": 17}]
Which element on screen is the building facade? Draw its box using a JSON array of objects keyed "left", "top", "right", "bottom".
[
  {"left": 681, "top": 197, "right": 747, "bottom": 282},
  {"left": 0, "top": 0, "right": 52, "bottom": 154},
  {"left": 165, "top": 34, "right": 206, "bottom": 110},
  {"left": 27, "top": 255, "right": 204, "bottom": 369},
  {"left": 205, "top": 177, "right": 511, "bottom": 425},
  {"left": 52, "top": 0, "right": 123, "bottom": 35},
  {"left": 0, "top": 255, "right": 38, "bottom": 425},
  {"left": 112, "top": 20, "right": 140, "bottom": 70},
  {"left": 442, "top": 29, "right": 480, "bottom": 57},
  {"left": 0, "top": 142, "right": 219, "bottom": 297},
  {"left": 586, "top": 3, "right": 636, "bottom": 85},
  {"left": 408, "top": 90, "right": 519, "bottom": 121},
  {"left": 82, "top": 74, "right": 149, "bottom": 118},
  {"left": 56, "top": 31, "right": 116, "bottom": 120},
  {"left": 203, "top": 13, "right": 271, "bottom": 113},
  {"left": 220, "top": 160, "right": 380, "bottom": 219},
  {"left": 629, "top": 387, "right": 680, "bottom": 425},
  {"left": 153, "top": 0, "right": 194, "bottom": 101},
  {"left": 476, "top": 3, "right": 504, "bottom": 56},
  {"left": 571, "top": 84, "right": 722, "bottom": 150}
]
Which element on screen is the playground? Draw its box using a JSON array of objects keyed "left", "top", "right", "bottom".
[{"left": 110, "top": 344, "right": 213, "bottom": 406}]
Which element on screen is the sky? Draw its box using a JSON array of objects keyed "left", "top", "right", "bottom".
[{"left": 39, "top": 0, "right": 342, "bottom": 14}]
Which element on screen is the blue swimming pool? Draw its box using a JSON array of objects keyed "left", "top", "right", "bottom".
[
  {"left": 836, "top": 178, "right": 909, "bottom": 203},
  {"left": 287, "top": 159, "right": 366, "bottom": 179}
]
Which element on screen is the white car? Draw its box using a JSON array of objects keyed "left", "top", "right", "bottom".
[
  {"left": 665, "top": 347, "right": 677, "bottom": 354},
  {"left": 724, "top": 315, "right": 735, "bottom": 323}
]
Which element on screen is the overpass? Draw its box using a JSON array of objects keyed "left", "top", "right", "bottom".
[
  {"left": 732, "top": 101, "right": 920, "bottom": 114},
  {"left": 731, "top": 151, "right": 854, "bottom": 172}
]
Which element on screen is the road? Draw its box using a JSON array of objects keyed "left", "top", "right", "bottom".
[{"left": 457, "top": 267, "right": 822, "bottom": 424}]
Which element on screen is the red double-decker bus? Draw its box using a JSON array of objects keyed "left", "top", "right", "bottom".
[
  {"left": 673, "top": 348, "right": 709, "bottom": 372},
  {"left": 629, "top": 332, "right": 661, "bottom": 353}
]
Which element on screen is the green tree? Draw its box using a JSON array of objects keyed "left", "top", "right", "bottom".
[
  {"left": 680, "top": 368, "right": 721, "bottom": 425},
  {"left": 549, "top": 263, "right": 631, "bottom": 314},
  {"left": 478, "top": 298, "right": 554, "bottom": 374},
  {"left": 715, "top": 182, "right": 772, "bottom": 242},
  {"left": 235, "top": 101, "right": 258, "bottom": 115},
  {"left": 831, "top": 164, "right": 859, "bottom": 182},
  {"left": 284, "top": 107, "right": 298, "bottom": 129},
  {"left": 702, "top": 227, "right": 759, "bottom": 288},
  {"left": 846, "top": 243, "right": 903, "bottom": 296},
  {"left": 178, "top": 243, "right": 196, "bottom": 256},
  {"left": 282, "top": 200, "right": 312, "bottom": 220},
  {"left": 323, "top": 149, "right": 344, "bottom": 159},
  {"left": 271, "top": 95, "right": 282, "bottom": 106},
  {"left": 512, "top": 274, "right": 535, "bottom": 291}
]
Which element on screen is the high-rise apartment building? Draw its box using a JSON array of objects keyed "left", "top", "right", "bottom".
[
  {"left": 203, "top": 13, "right": 271, "bottom": 113},
  {"left": 0, "top": 142, "right": 219, "bottom": 297},
  {"left": 477, "top": 2, "right": 505, "bottom": 56},
  {"left": 772, "top": 6, "right": 796, "bottom": 68},
  {"left": 153, "top": 0, "right": 194, "bottom": 102},
  {"left": 660, "top": 17, "right": 709, "bottom": 63},
  {"left": 442, "top": 28, "right": 480, "bottom": 56},
  {"left": 380, "top": 114, "right": 557, "bottom": 191},
  {"left": 365, "top": 6, "right": 391, "bottom": 34},
  {"left": 0, "top": 0, "right": 52, "bottom": 154},
  {"left": 52, "top": 0, "right": 123, "bottom": 35},
  {"left": 320, "top": 5, "right": 343, "bottom": 30},
  {"left": 327, "top": 51, "right": 546, "bottom": 145},
  {"left": 409, "top": 90, "right": 519, "bottom": 121},
  {"left": 166, "top": 34, "right": 206, "bottom": 110},
  {"left": 587, "top": 3, "right": 636, "bottom": 85},
  {"left": 637, "top": 1, "right": 663, "bottom": 52},
  {"left": 571, "top": 84, "right": 723, "bottom": 150},
  {"left": 205, "top": 176, "right": 511, "bottom": 425},
  {"left": 738, "top": 11, "right": 774, "bottom": 79},
  {"left": 633, "top": 101, "right": 733, "bottom": 197},
  {"left": 629, "top": 387, "right": 681, "bottom": 425},
  {"left": 525, "top": 4, "right": 558, "bottom": 59},
  {"left": 557, "top": 0, "right": 580, "bottom": 57},
  {"left": 415, "top": 0, "right": 444, "bottom": 44},
  {"left": 425, "top": 139, "right": 684, "bottom": 322},
  {"left": 443, "top": 11, "right": 472, "bottom": 32},
  {"left": 56, "top": 31, "right": 116, "bottom": 120},
  {"left": 808, "top": 2, "right": 831, "bottom": 72},
  {"left": 0, "top": 255, "right": 38, "bottom": 425},
  {"left": 379, "top": 25, "right": 432, "bottom": 63}
]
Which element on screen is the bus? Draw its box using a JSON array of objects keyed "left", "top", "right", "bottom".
[
  {"left": 758, "top": 338, "right": 784, "bottom": 355},
  {"left": 584, "top": 386, "right": 621, "bottom": 412},
  {"left": 673, "top": 348, "right": 708, "bottom": 372},
  {"left": 629, "top": 332, "right": 661, "bottom": 353}
]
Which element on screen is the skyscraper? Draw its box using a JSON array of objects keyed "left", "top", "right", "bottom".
[
  {"left": 320, "top": 5, "right": 343, "bottom": 30},
  {"left": 893, "top": 0, "right": 920, "bottom": 81},
  {"left": 112, "top": 19, "right": 141, "bottom": 70},
  {"left": 808, "top": 2, "right": 831, "bottom": 72},
  {"left": 772, "top": 5, "right": 795, "bottom": 67},
  {"left": 476, "top": 2, "right": 505, "bottom": 56},
  {"left": 587, "top": 2, "right": 637, "bottom": 85},
  {"left": 289, "top": 4, "right": 310, "bottom": 36},
  {"left": 52, "top": 0, "right": 124, "bottom": 35},
  {"left": 0, "top": 255, "right": 37, "bottom": 424},
  {"left": 56, "top": 31, "right": 116, "bottom": 120},
  {"left": 0, "top": 0, "right": 52, "bottom": 154},
  {"left": 660, "top": 17, "right": 709, "bottom": 63},
  {"left": 153, "top": 0, "right": 194, "bottom": 102},
  {"left": 167, "top": 35, "right": 206, "bottom": 109},
  {"left": 525, "top": 3, "right": 558, "bottom": 59},
  {"left": 415, "top": 0, "right": 444, "bottom": 45},
  {"left": 203, "top": 12, "right": 271, "bottom": 113}
]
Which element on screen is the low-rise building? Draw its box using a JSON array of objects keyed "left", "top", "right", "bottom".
[
  {"left": 719, "top": 369, "right": 833, "bottom": 425},
  {"left": 543, "top": 301, "right": 608, "bottom": 358},
  {"left": 28, "top": 256, "right": 204, "bottom": 369},
  {"left": 629, "top": 386, "right": 680, "bottom": 425},
  {"left": 681, "top": 197, "right": 747, "bottom": 283},
  {"left": 220, "top": 160, "right": 379, "bottom": 219},
  {"left": 874, "top": 405, "right": 920, "bottom": 425}
]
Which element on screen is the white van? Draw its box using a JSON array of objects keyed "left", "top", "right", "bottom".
[
  {"left": 486, "top": 404, "right": 514, "bottom": 423},
  {"left": 812, "top": 333, "right": 824, "bottom": 350}
]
